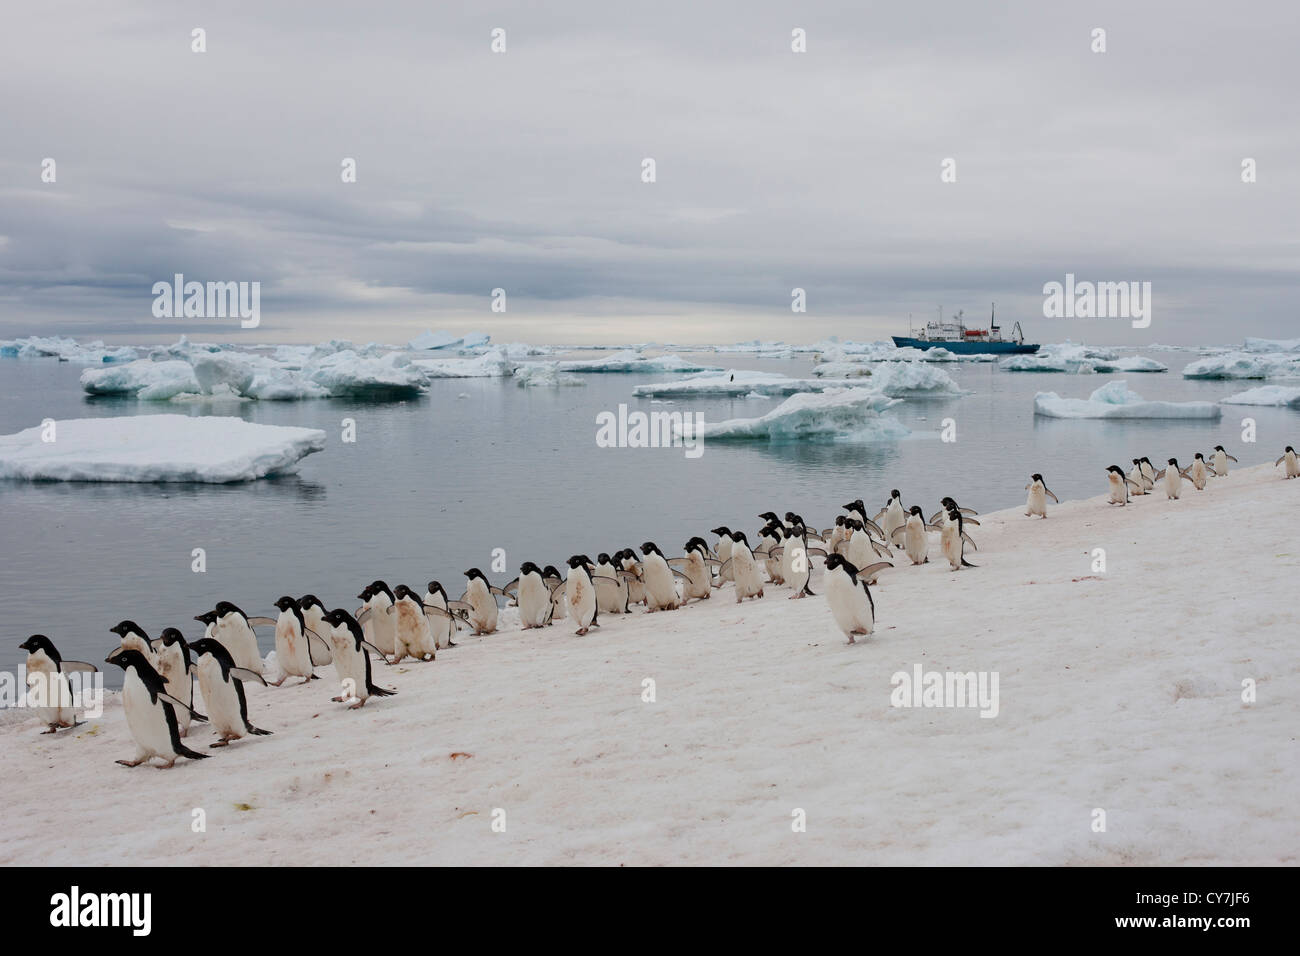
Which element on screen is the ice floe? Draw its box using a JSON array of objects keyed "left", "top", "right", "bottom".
[
  {"left": 0, "top": 415, "right": 326, "bottom": 482},
  {"left": 555, "top": 350, "right": 721, "bottom": 374},
  {"left": 1034, "top": 381, "right": 1221, "bottom": 419},
  {"left": 0, "top": 335, "right": 138, "bottom": 364},
  {"left": 681, "top": 388, "right": 908, "bottom": 442},
  {"left": 512, "top": 362, "right": 585, "bottom": 387},
  {"left": 1182, "top": 351, "right": 1300, "bottom": 380},
  {"left": 412, "top": 348, "right": 515, "bottom": 379},
  {"left": 81, "top": 360, "right": 202, "bottom": 401},
  {"left": 1220, "top": 385, "right": 1300, "bottom": 407},
  {"left": 863, "top": 361, "right": 963, "bottom": 396}
]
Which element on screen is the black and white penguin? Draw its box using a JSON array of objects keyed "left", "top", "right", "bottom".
[
  {"left": 593, "top": 553, "right": 631, "bottom": 615},
  {"left": 320, "top": 608, "right": 396, "bottom": 709},
  {"left": 197, "top": 601, "right": 263, "bottom": 675},
  {"left": 1106, "top": 465, "right": 1140, "bottom": 505},
  {"left": 422, "top": 581, "right": 461, "bottom": 647},
  {"left": 711, "top": 527, "right": 735, "bottom": 583},
  {"left": 461, "top": 569, "right": 505, "bottom": 635},
  {"left": 1211, "top": 445, "right": 1238, "bottom": 477},
  {"left": 639, "top": 542, "right": 683, "bottom": 611},
  {"left": 187, "top": 637, "right": 273, "bottom": 747},
  {"left": 103, "top": 648, "right": 209, "bottom": 768},
  {"left": 1276, "top": 446, "right": 1299, "bottom": 479},
  {"left": 721, "top": 530, "right": 765, "bottom": 602},
  {"left": 823, "top": 554, "right": 879, "bottom": 644},
  {"left": 1025, "top": 473, "right": 1059, "bottom": 518},
  {"left": 940, "top": 506, "right": 977, "bottom": 570},
  {"left": 153, "top": 628, "right": 204, "bottom": 736},
  {"left": 109, "top": 620, "right": 156, "bottom": 667},
  {"left": 297, "top": 595, "right": 334, "bottom": 665},
  {"left": 391, "top": 584, "right": 438, "bottom": 662},
  {"left": 18, "top": 635, "right": 96, "bottom": 734},
  {"left": 564, "top": 555, "right": 600, "bottom": 635}
]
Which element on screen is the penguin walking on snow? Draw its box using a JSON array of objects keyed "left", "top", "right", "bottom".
[
  {"left": 18, "top": 635, "right": 97, "bottom": 734},
  {"left": 1277, "top": 446, "right": 1299, "bottom": 478},
  {"left": 461, "top": 569, "right": 505, "bottom": 634},
  {"left": 639, "top": 542, "right": 683, "bottom": 611},
  {"left": 1107, "top": 465, "right": 1141, "bottom": 505},
  {"left": 187, "top": 638, "right": 273, "bottom": 747},
  {"left": 892, "top": 506, "right": 935, "bottom": 565},
  {"left": 565, "top": 555, "right": 600, "bottom": 635},
  {"left": 719, "top": 531, "right": 765, "bottom": 602},
  {"left": 391, "top": 585, "right": 439, "bottom": 662},
  {"left": 1156, "top": 458, "right": 1191, "bottom": 499},
  {"left": 1025, "top": 473, "right": 1059, "bottom": 518},
  {"left": 1211, "top": 445, "right": 1237, "bottom": 477},
  {"left": 110, "top": 620, "right": 157, "bottom": 667},
  {"left": 297, "top": 595, "right": 334, "bottom": 665},
  {"left": 249, "top": 596, "right": 330, "bottom": 685},
  {"left": 1189, "top": 453, "right": 1212, "bottom": 490},
  {"left": 320, "top": 608, "right": 396, "bottom": 708},
  {"left": 104, "top": 648, "right": 208, "bottom": 768},
  {"left": 823, "top": 554, "right": 879, "bottom": 644},
  {"left": 940, "top": 506, "right": 977, "bottom": 570},
  {"left": 198, "top": 601, "right": 263, "bottom": 675},
  {"left": 153, "top": 628, "right": 205, "bottom": 736}
]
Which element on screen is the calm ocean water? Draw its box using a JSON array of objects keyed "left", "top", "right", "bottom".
[{"left": 2, "top": 350, "right": 1291, "bottom": 687}]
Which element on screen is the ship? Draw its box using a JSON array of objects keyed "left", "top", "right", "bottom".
[{"left": 891, "top": 304, "right": 1039, "bottom": 355}]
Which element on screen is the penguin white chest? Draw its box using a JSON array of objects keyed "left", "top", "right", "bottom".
[{"left": 122, "top": 670, "right": 173, "bottom": 758}]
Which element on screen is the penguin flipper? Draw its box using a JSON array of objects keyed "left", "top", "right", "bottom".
[
  {"left": 716, "top": 558, "right": 733, "bottom": 577},
  {"left": 356, "top": 607, "right": 373, "bottom": 626},
  {"left": 1228, "top": 454, "right": 1239, "bottom": 462},
  {"left": 60, "top": 661, "right": 98, "bottom": 674},
  {"left": 960, "top": 507, "right": 979, "bottom": 516},
  {"left": 666, "top": 557, "right": 689, "bottom": 569},
  {"left": 159, "top": 692, "right": 205, "bottom": 720},
  {"left": 670, "top": 569, "right": 691, "bottom": 581},
  {"left": 245, "top": 617, "right": 278, "bottom": 628},
  {"left": 890, "top": 527, "right": 906, "bottom": 543},
  {"left": 230, "top": 667, "right": 268, "bottom": 687},
  {"left": 361, "top": 641, "right": 391, "bottom": 663},
  {"left": 961, "top": 533, "right": 978, "bottom": 550},
  {"left": 857, "top": 561, "right": 894, "bottom": 580},
  {"left": 1046, "top": 489, "right": 1059, "bottom": 503},
  {"left": 962, "top": 517, "right": 981, "bottom": 526},
  {"left": 1277, "top": 456, "right": 1285, "bottom": 466},
  {"left": 927, "top": 510, "right": 943, "bottom": 525},
  {"left": 1155, "top": 468, "right": 1167, "bottom": 480},
  {"left": 961, "top": 558, "right": 977, "bottom": 568},
  {"left": 806, "top": 547, "right": 828, "bottom": 557},
  {"left": 305, "top": 628, "right": 332, "bottom": 661},
  {"left": 864, "top": 518, "right": 885, "bottom": 538}
]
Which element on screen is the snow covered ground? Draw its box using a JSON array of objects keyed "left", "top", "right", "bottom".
[
  {"left": 0, "top": 416, "right": 326, "bottom": 482},
  {"left": 1, "top": 463, "right": 1294, "bottom": 865}
]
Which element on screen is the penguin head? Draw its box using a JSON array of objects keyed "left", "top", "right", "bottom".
[
  {"left": 543, "top": 565, "right": 562, "bottom": 580},
  {"left": 393, "top": 585, "right": 419, "bottom": 603},
  {"left": 1214, "top": 445, "right": 1225, "bottom": 452},
  {"left": 640, "top": 542, "right": 662, "bottom": 557},
  {"left": 157, "top": 627, "right": 185, "bottom": 646},
  {"left": 357, "top": 585, "right": 373, "bottom": 601},
  {"left": 890, "top": 489, "right": 901, "bottom": 500},
  {"left": 757, "top": 512, "right": 779, "bottom": 524},
  {"left": 710, "top": 526, "right": 731, "bottom": 538},
  {"left": 909, "top": 506, "right": 923, "bottom": 517},
  {"left": 519, "top": 562, "right": 541, "bottom": 577},
  {"left": 1168, "top": 458, "right": 1178, "bottom": 466},
  {"left": 110, "top": 620, "right": 146, "bottom": 639},
  {"left": 19, "top": 634, "right": 58, "bottom": 661},
  {"left": 193, "top": 610, "right": 217, "bottom": 626},
  {"left": 1141, "top": 456, "right": 1153, "bottom": 465},
  {"left": 1132, "top": 458, "right": 1141, "bottom": 466},
  {"left": 187, "top": 637, "right": 234, "bottom": 667},
  {"left": 834, "top": 515, "right": 845, "bottom": 527},
  {"left": 596, "top": 553, "right": 612, "bottom": 566},
  {"left": 1031, "top": 473, "right": 1043, "bottom": 483},
  {"left": 939, "top": 496, "right": 956, "bottom": 508},
  {"left": 104, "top": 647, "right": 148, "bottom": 670},
  {"left": 731, "top": 531, "right": 749, "bottom": 546},
  {"left": 369, "top": 581, "right": 395, "bottom": 603},
  {"left": 464, "top": 568, "right": 487, "bottom": 582},
  {"left": 1287, "top": 446, "right": 1295, "bottom": 454},
  {"left": 426, "top": 580, "right": 447, "bottom": 598},
  {"left": 299, "top": 594, "right": 323, "bottom": 611},
  {"left": 566, "top": 555, "right": 589, "bottom": 570},
  {"left": 824, "top": 553, "right": 856, "bottom": 578},
  {"left": 213, "top": 601, "right": 243, "bottom": 619},
  {"left": 1107, "top": 465, "right": 1124, "bottom": 475},
  {"left": 321, "top": 608, "right": 356, "bottom": 630},
  {"left": 274, "top": 595, "right": 299, "bottom": 612},
  {"left": 1194, "top": 452, "right": 1205, "bottom": 461},
  {"left": 842, "top": 499, "right": 864, "bottom": 512}
]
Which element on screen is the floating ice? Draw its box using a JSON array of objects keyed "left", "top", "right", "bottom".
[
  {"left": 408, "top": 330, "right": 463, "bottom": 350},
  {"left": 513, "top": 362, "right": 585, "bottom": 387},
  {"left": 1182, "top": 351, "right": 1300, "bottom": 380},
  {"left": 1034, "top": 381, "right": 1221, "bottom": 419},
  {"left": 1220, "top": 385, "right": 1300, "bottom": 407},
  {"left": 555, "top": 350, "right": 721, "bottom": 374},
  {"left": 682, "top": 388, "right": 908, "bottom": 442},
  {"left": 80, "top": 360, "right": 202, "bottom": 401},
  {"left": 1, "top": 335, "right": 138, "bottom": 364},
  {"left": 412, "top": 348, "right": 515, "bottom": 379},
  {"left": 1242, "top": 337, "right": 1300, "bottom": 353},
  {"left": 306, "top": 350, "right": 427, "bottom": 397},
  {"left": 864, "top": 361, "right": 963, "bottom": 396},
  {"left": 1000, "top": 343, "right": 1129, "bottom": 373},
  {"left": 192, "top": 352, "right": 329, "bottom": 400},
  {"left": 0, "top": 415, "right": 326, "bottom": 482},
  {"left": 633, "top": 370, "right": 846, "bottom": 397}
]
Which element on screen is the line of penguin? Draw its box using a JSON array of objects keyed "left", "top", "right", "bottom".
[{"left": 17, "top": 445, "right": 1297, "bottom": 768}]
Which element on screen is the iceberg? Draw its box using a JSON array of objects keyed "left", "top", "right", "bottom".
[
  {"left": 191, "top": 352, "right": 329, "bottom": 400},
  {"left": 681, "top": 388, "right": 908, "bottom": 442},
  {"left": 1242, "top": 337, "right": 1300, "bottom": 353},
  {"left": 1182, "top": 351, "right": 1300, "bottom": 380},
  {"left": 633, "top": 370, "right": 849, "bottom": 397},
  {"left": 1220, "top": 385, "right": 1300, "bottom": 407},
  {"left": 810, "top": 362, "right": 873, "bottom": 379},
  {"left": 0, "top": 335, "right": 138, "bottom": 364},
  {"left": 512, "top": 362, "right": 584, "bottom": 387},
  {"left": 864, "top": 361, "right": 963, "bottom": 396},
  {"left": 1034, "top": 381, "right": 1221, "bottom": 419},
  {"left": 408, "top": 330, "right": 463, "bottom": 350},
  {"left": 0, "top": 415, "right": 326, "bottom": 482},
  {"left": 1000, "top": 343, "right": 1128, "bottom": 373},
  {"left": 555, "top": 350, "right": 721, "bottom": 374},
  {"left": 412, "top": 348, "right": 516, "bottom": 379},
  {"left": 80, "top": 360, "right": 202, "bottom": 401},
  {"left": 305, "top": 350, "right": 427, "bottom": 397}
]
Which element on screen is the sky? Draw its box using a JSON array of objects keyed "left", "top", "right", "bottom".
[{"left": 0, "top": 0, "right": 1297, "bottom": 346}]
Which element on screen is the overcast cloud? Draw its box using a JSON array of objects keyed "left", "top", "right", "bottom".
[{"left": 0, "top": 0, "right": 1296, "bottom": 345}]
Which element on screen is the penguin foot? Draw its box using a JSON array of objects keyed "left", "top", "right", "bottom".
[
  {"left": 158, "top": 760, "right": 176, "bottom": 769},
  {"left": 348, "top": 699, "right": 367, "bottom": 710},
  {"left": 305, "top": 676, "right": 317, "bottom": 683},
  {"left": 41, "top": 724, "right": 59, "bottom": 734},
  {"left": 116, "top": 758, "right": 146, "bottom": 767},
  {"left": 575, "top": 627, "right": 588, "bottom": 636},
  {"left": 210, "top": 738, "right": 231, "bottom": 748}
]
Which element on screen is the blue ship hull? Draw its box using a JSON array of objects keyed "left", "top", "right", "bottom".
[{"left": 892, "top": 336, "right": 1040, "bottom": 355}]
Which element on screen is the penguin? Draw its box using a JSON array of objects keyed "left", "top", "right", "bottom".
[
  {"left": 543, "top": 564, "right": 568, "bottom": 621},
  {"left": 391, "top": 585, "right": 439, "bottom": 662},
  {"left": 824, "top": 516, "right": 848, "bottom": 556},
  {"left": 891, "top": 506, "right": 935, "bottom": 565},
  {"left": 778, "top": 523, "right": 825, "bottom": 598},
  {"left": 875, "top": 490, "right": 907, "bottom": 548},
  {"left": 17, "top": 635, "right": 96, "bottom": 734},
  {"left": 297, "top": 595, "right": 334, "bottom": 665},
  {"left": 940, "top": 506, "right": 976, "bottom": 570},
  {"left": 617, "top": 551, "right": 646, "bottom": 607},
  {"left": 1211, "top": 445, "right": 1238, "bottom": 477},
  {"left": 1024, "top": 473, "right": 1059, "bottom": 518},
  {"left": 152, "top": 628, "right": 205, "bottom": 736},
  {"left": 639, "top": 542, "right": 683, "bottom": 611},
  {"left": 187, "top": 637, "right": 273, "bottom": 746},
  {"left": 711, "top": 527, "right": 735, "bottom": 583},
  {"left": 1156, "top": 458, "right": 1190, "bottom": 499},
  {"left": 200, "top": 601, "right": 263, "bottom": 675},
  {"left": 103, "top": 648, "right": 209, "bottom": 768},
  {"left": 564, "top": 555, "right": 600, "bottom": 635},
  {"left": 422, "top": 581, "right": 459, "bottom": 647},
  {"left": 1276, "top": 446, "right": 1299, "bottom": 479},
  {"left": 823, "top": 554, "right": 886, "bottom": 644},
  {"left": 1127, "top": 459, "right": 1150, "bottom": 495},
  {"left": 847, "top": 521, "right": 890, "bottom": 582},
  {"left": 719, "top": 530, "right": 765, "bottom": 602},
  {"left": 1139, "top": 457, "right": 1158, "bottom": 489},
  {"left": 928, "top": 497, "right": 980, "bottom": 528},
  {"left": 757, "top": 523, "right": 785, "bottom": 584},
  {"left": 1106, "top": 465, "right": 1141, "bottom": 505},
  {"left": 252, "top": 596, "right": 329, "bottom": 685},
  {"left": 513, "top": 563, "right": 555, "bottom": 629},
  {"left": 841, "top": 500, "right": 885, "bottom": 539},
  {"left": 360, "top": 581, "right": 398, "bottom": 656},
  {"left": 460, "top": 568, "right": 504, "bottom": 635},
  {"left": 320, "top": 608, "right": 396, "bottom": 708},
  {"left": 1189, "top": 453, "right": 1212, "bottom": 490},
  {"left": 593, "top": 553, "right": 631, "bottom": 614},
  {"left": 109, "top": 620, "right": 157, "bottom": 667},
  {"left": 670, "top": 538, "right": 717, "bottom": 602}
]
